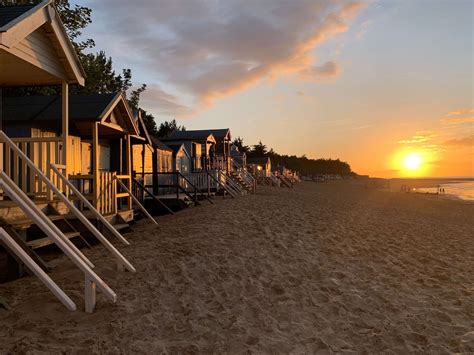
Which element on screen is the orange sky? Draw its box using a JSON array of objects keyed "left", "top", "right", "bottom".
[{"left": 83, "top": 0, "right": 473, "bottom": 178}]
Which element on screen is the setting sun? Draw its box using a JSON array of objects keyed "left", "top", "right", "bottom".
[{"left": 403, "top": 153, "right": 422, "bottom": 171}]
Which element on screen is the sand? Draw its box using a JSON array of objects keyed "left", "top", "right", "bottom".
[{"left": 0, "top": 181, "right": 473, "bottom": 353}]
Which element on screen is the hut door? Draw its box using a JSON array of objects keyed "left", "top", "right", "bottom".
[
  {"left": 81, "top": 142, "right": 92, "bottom": 174},
  {"left": 99, "top": 145, "right": 111, "bottom": 171}
]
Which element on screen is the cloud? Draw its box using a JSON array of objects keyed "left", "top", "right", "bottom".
[
  {"left": 443, "top": 135, "right": 474, "bottom": 147},
  {"left": 139, "top": 85, "right": 194, "bottom": 117},
  {"left": 440, "top": 108, "right": 474, "bottom": 125},
  {"left": 446, "top": 108, "right": 474, "bottom": 116},
  {"left": 299, "top": 61, "right": 341, "bottom": 80},
  {"left": 356, "top": 20, "right": 372, "bottom": 40},
  {"left": 398, "top": 133, "right": 436, "bottom": 144},
  {"left": 441, "top": 116, "right": 474, "bottom": 125},
  {"left": 85, "top": 0, "right": 366, "bottom": 115}
]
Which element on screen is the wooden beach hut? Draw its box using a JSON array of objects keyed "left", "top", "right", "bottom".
[
  {"left": 166, "top": 143, "right": 192, "bottom": 174},
  {"left": 0, "top": 0, "right": 136, "bottom": 312},
  {"left": 161, "top": 130, "right": 216, "bottom": 172},
  {"left": 3, "top": 92, "right": 140, "bottom": 220},
  {"left": 247, "top": 157, "right": 271, "bottom": 177}
]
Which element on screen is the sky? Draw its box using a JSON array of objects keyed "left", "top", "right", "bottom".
[{"left": 77, "top": 0, "right": 473, "bottom": 178}]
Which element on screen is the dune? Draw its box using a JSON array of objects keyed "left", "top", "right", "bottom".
[{"left": 0, "top": 181, "right": 473, "bottom": 353}]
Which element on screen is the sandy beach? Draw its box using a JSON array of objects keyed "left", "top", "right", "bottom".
[{"left": 0, "top": 181, "right": 473, "bottom": 353}]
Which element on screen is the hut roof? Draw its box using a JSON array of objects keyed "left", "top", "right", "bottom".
[
  {"left": 247, "top": 157, "right": 271, "bottom": 165},
  {"left": 150, "top": 136, "right": 174, "bottom": 152},
  {"left": 0, "top": 4, "right": 36, "bottom": 27},
  {"left": 0, "top": 0, "right": 85, "bottom": 86},
  {"left": 166, "top": 143, "right": 190, "bottom": 157},
  {"left": 3, "top": 93, "right": 139, "bottom": 135},
  {"left": 162, "top": 130, "right": 217, "bottom": 143}
]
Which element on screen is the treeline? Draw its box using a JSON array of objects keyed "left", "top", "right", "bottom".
[{"left": 233, "top": 138, "right": 353, "bottom": 176}]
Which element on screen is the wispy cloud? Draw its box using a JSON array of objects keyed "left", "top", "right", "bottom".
[
  {"left": 446, "top": 108, "right": 474, "bottom": 116},
  {"left": 441, "top": 116, "right": 474, "bottom": 125},
  {"left": 85, "top": 0, "right": 366, "bottom": 116},
  {"left": 398, "top": 132, "right": 436, "bottom": 144},
  {"left": 299, "top": 61, "right": 341, "bottom": 80},
  {"left": 441, "top": 108, "right": 474, "bottom": 125},
  {"left": 443, "top": 135, "right": 474, "bottom": 147}
]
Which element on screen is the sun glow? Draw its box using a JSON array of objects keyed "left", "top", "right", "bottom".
[
  {"left": 391, "top": 149, "right": 433, "bottom": 177},
  {"left": 403, "top": 153, "right": 422, "bottom": 171}
]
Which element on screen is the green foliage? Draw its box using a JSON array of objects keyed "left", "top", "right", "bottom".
[
  {"left": 1, "top": 0, "right": 146, "bottom": 109},
  {"left": 238, "top": 137, "right": 353, "bottom": 176},
  {"left": 250, "top": 141, "right": 267, "bottom": 156},
  {"left": 140, "top": 109, "right": 158, "bottom": 137},
  {"left": 232, "top": 137, "right": 250, "bottom": 153},
  {"left": 156, "top": 119, "right": 186, "bottom": 138}
]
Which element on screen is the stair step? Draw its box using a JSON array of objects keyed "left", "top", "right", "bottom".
[
  {"left": 113, "top": 223, "right": 130, "bottom": 231},
  {"left": 26, "top": 232, "right": 81, "bottom": 250},
  {"left": 8, "top": 215, "right": 65, "bottom": 229}
]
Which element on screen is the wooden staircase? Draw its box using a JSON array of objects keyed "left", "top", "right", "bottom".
[
  {"left": 230, "top": 171, "right": 254, "bottom": 193},
  {"left": 7, "top": 204, "right": 89, "bottom": 250}
]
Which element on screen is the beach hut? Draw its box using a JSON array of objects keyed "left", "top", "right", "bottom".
[
  {"left": 3, "top": 92, "right": 140, "bottom": 219},
  {"left": 0, "top": 1, "right": 135, "bottom": 312},
  {"left": 167, "top": 143, "right": 192, "bottom": 174},
  {"left": 247, "top": 157, "right": 271, "bottom": 177},
  {"left": 161, "top": 130, "right": 216, "bottom": 172}
]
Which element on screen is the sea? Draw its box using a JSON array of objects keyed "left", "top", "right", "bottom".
[{"left": 412, "top": 180, "right": 474, "bottom": 201}]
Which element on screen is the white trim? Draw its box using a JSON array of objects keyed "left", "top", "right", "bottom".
[{"left": 0, "top": 227, "right": 76, "bottom": 311}]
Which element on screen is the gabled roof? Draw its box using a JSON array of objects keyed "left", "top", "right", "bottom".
[
  {"left": 203, "top": 128, "right": 231, "bottom": 140},
  {"left": 150, "top": 136, "right": 174, "bottom": 152},
  {"left": 0, "top": 4, "right": 36, "bottom": 27},
  {"left": 166, "top": 143, "right": 190, "bottom": 157},
  {"left": 161, "top": 129, "right": 217, "bottom": 143},
  {"left": 247, "top": 157, "right": 271, "bottom": 165},
  {"left": 0, "top": 0, "right": 85, "bottom": 85},
  {"left": 3, "top": 93, "right": 138, "bottom": 135}
]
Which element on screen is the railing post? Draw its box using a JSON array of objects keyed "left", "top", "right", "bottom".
[{"left": 176, "top": 172, "right": 179, "bottom": 199}]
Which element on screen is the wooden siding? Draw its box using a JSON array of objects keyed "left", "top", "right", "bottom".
[
  {"left": 132, "top": 145, "right": 153, "bottom": 173},
  {"left": 11, "top": 26, "right": 67, "bottom": 80},
  {"left": 157, "top": 150, "right": 173, "bottom": 173}
]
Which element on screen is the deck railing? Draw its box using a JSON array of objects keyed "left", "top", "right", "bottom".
[
  {"left": 0, "top": 136, "right": 64, "bottom": 199},
  {"left": 69, "top": 172, "right": 131, "bottom": 215}
]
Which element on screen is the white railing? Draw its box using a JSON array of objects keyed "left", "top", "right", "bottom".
[
  {"left": 232, "top": 160, "right": 257, "bottom": 193},
  {"left": 0, "top": 171, "right": 116, "bottom": 313},
  {"left": 114, "top": 176, "right": 157, "bottom": 225},
  {"left": 0, "top": 136, "right": 65, "bottom": 199},
  {"left": 50, "top": 164, "right": 136, "bottom": 267},
  {"left": 219, "top": 170, "right": 244, "bottom": 196},
  {"left": 0, "top": 227, "right": 76, "bottom": 311}
]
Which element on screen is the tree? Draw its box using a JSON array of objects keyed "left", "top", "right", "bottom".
[
  {"left": 250, "top": 141, "right": 268, "bottom": 157},
  {"left": 156, "top": 119, "right": 186, "bottom": 138},
  {"left": 1, "top": 0, "right": 147, "bottom": 110},
  {"left": 140, "top": 110, "right": 159, "bottom": 137},
  {"left": 232, "top": 137, "right": 250, "bottom": 153}
]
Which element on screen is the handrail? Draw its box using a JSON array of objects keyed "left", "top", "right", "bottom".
[
  {"left": 0, "top": 173, "right": 116, "bottom": 312},
  {"left": 0, "top": 227, "right": 76, "bottom": 311},
  {"left": 207, "top": 170, "right": 236, "bottom": 198},
  {"left": 0, "top": 171, "right": 94, "bottom": 269},
  {"left": 132, "top": 178, "right": 175, "bottom": 214},
  {"left": 115, "top": 177, "right": 158, "bottom": 225},
  {"left": 178, "top": 172, "right": 214, "bottom": 204},
  {"left": 219, "top": 170, "right": 243, "bottom": 196},
  {"left": 50, "top": 164, "right": 136, "bottom": 273},
  {"left": 10, "top": 137, "right": 63, "bottom": 143}
]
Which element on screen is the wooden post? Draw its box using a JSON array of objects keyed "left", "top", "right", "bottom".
[
  {"left": 125, "top": 134, "right": 132, "bottom": 210},
  {"left": 152, "top": 148, "right": 158, "bottom": 195},
  {"left": 84, "top": 275, "right": 96, "bottom": 313},
  {"left": 0, "top": 87, "right": 3, "bottom": 131},
  {"left": 61, "top": 82, "right": 69, "bottom": 185},
  {"left": 92, "top": 122, "right": 99, "bottom": 212}
]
